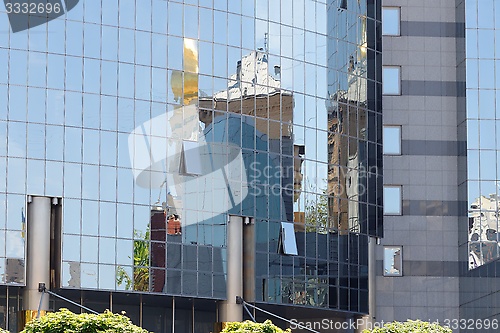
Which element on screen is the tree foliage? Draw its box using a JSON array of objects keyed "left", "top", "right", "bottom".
[
  {"left": 304, "top": 186, "right": 330, "bottom": 233},
  {"left": 116, "top": 229, "right": 150, "bottom": 291},
  {"left": 362, "top": 320, "right": 452, "bottom": 333},
  {"left": 21, "top": 308, "right": 150, "bottom": 333},
  {"left": 221, "top": 320, "right": 291, "bottom": 333}
]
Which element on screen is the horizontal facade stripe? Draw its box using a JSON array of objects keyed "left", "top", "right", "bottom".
[
  {"left": 400, "top": 21, "right": 465, "bottom": 38},
  {"left": 401, "top": 80, "right": 466, "bottom": 97},
  {"left": 376, "top": 260, "right": 463, "bottom": 277},
  {"left": 401, "top": 140, "right": 467, "bottom": 156},
  {"left": 402, "top": 200, "right": 468, "bottom": 216}
]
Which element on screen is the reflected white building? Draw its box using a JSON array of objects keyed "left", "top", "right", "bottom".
[{"left": 469, "top": 195, "right": 500, "bottom": 269}]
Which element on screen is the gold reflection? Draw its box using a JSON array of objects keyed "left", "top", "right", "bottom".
[
  {"left": 166, "top": 38, "right": 200, "bottom": 219},
  {"left": 127, "top": 38, "right": 201, "bottom": 293},
  {"left": 171, "top": 38, "right": 199, "bottom": 105},
  {"left": 359, "top": 17, "right": 367, "bottom": 60}
]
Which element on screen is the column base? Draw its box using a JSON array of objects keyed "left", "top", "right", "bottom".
[
  {"left": 213, "top": 322, "right": 230, "bottom": 333},
  {"left": 18, "top": 310, "right": 49, "bottom": 331}
]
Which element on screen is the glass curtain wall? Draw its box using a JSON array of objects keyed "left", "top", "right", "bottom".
[
  {"left": 460, "top": 0, "right": 500, "bottom": 323},
  {"left": 463, "top": 0, "right": 500, "bottom": 270},
  {"left": 0, "top": 0, "right": 381, "bottom": 315}
]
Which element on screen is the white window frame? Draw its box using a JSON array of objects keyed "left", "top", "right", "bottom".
[
  {"left": 180, "top": 140, "right": 202, "bottom": 175},
  {"left": 383, "top": 246, "right": 403, "bottom": 277},
  {"left": 383, "top": 125, "right": 402, "bottom": 155},
  {"left": 383, "top": 185, "right": 402, "bottom": 215},
  {"left": 382, "top": 66, "right": 401, "bottom": 95},
  {"left": 278, "top": 222, "right": 298, "bottom": 255},
  {"left": 382, "top": 7, "right": 401, "bottom": 36}
]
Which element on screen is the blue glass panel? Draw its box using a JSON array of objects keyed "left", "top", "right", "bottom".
[
  {"left": 81, "top": 236, "right": 98, "bottom": 262},
  {"left": 168, "top": 2, "right": 183, "bottom": 36},
  {"left": 27, "top": 87, "right": 46, "bottom": 124},
  {"left": 27, "top": 159, "right": 45, "bottom": 195},
  {"left": 83, "top": 23, "right": 101, "bottom": 58},
  {"left": 45, "top": 161, "right": 63, "bottom": 196},
  {"left": 102, "top": 0, "right": 118, "bottom": 26}
]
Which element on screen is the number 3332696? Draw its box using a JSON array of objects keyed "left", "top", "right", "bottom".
[{"left": 6, "top": 2, "right": 61, "bottom": 14}]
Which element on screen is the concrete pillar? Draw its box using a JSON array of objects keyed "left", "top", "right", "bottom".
[
  {"left": 21, "top": 196, "right": 51, "bottom": 326},
  {"left": 218, "top": 215, "right": 243, "bottom": 323},
  {"left": 243, "top": 217, "right": 255, "bottom": 303}
]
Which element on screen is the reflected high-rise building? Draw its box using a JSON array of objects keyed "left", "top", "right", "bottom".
[
  {"left": 199, "top": 50, "right": 299, "bottom": 223},
  {"left": 328, "top": 56, "right": 368, "bottom": 234},
  {"left": 0, "top": 0, "right": 382, "bottom": 331},
  {"left": 468, "top": 195, "right": 500, "bottom": 269}
]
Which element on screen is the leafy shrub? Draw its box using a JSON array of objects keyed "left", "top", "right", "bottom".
[
  {"left": 221, "top": 320, "right": 291, "bottom": 333},
  {"left": 362, "top": 320, "right": 452, "bottom": 333},
  {"left": 21, "top": 308, "right": 150, "bottom": 333}
]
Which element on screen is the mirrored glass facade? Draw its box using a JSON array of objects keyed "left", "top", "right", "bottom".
[
  {"left": 0, "top": 0, "right": 381, "bottom": 319},
  {"left": 463, "top": 0, "right": 500, "bottom": 269}
]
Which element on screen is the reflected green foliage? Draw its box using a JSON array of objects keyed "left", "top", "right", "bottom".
[
  {"left": 221, "top": 320, "right": 291, "bottom": 333},
  {"left": 21, "top": 308, "right": 150, "bottom": 333},
  {"left": 116, "top": 230, "right": 150, "bottom": 292},
  {"left": 362, "top": 320, "right": 452, "bottom": 333},
  {"left": 305, "top": 188, "right": 329, "bottom": 233}
]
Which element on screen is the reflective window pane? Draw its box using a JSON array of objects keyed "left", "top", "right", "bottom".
[
  {"left": 382, "top": 7, "right": 400, "bottom": 36},
  {"left": 0, "top": 0, "right": 383, "bottom": 307},
  {"left": 383, "top": 246, "right": 402, "bottom": 276},
  {"left": 383, "top": 126, "right": 401, "bottom": 155},
  {"left": 382, "top": 66, "right": 401, "bottom": 95},
  {"left": 383, "top": 186, "right": 402, "bottom": 215}
]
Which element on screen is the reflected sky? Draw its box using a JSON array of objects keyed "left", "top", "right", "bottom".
[
  {"left": 0, "top": 0, "right": 380, "bottom": 311},
  {"left": 465, "top": 0, "right": 500, "bottom": 269}
]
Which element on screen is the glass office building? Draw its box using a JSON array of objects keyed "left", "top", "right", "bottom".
[
  {"left": 463, "top": 0, "right": 500, "bottom": 270},
  {"left": 459, "top": 0, "right": 500, "bottom": 323},
  {"left": 0, "top": 0, "right": 381, "bottom": 331}
]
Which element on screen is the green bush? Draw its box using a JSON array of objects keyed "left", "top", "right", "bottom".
[
  {"left": 221, "top": 320, "right": 291, "bottom": 333},
  {"left": 21, "top": 308, "right": 150, "bottom": 333},
  {"left": 362, "top": 320, "right": 452, "bottom": 333}
]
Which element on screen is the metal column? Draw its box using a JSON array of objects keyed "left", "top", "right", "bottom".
[
  {"left": 218, "top": 215, "right": 243, "bottom": 323},
  {"left": 368, "top": 236, "right": 376, "bottom": 322},
  {"left": 243, "top": 217, "right": 255, "bottom": 303},
  {"left": 21, "top": 196, "right": 52, "bottom": 326}
]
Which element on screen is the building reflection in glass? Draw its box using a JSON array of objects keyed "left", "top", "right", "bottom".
[
  {"left": 463, "top": 0, "right": 500, "bottom": 270},
  {"left": 468, "top": 195, "right": 500, "bottom": 269},
  {"left": 328, "top": 14, "right": 372, "bottom": 234},
  {"left": 325, "top": 1, "right": 381, "bottom": 312},
  {"left": 0, "top": 0, "right": 382, "bottom": 322},
  {"left": 126, "top": 39, "right": 301, "bottom": 296}
]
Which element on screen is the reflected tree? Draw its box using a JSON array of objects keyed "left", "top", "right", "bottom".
[
  {"left": 304, "top": 188, "right": 329, "bottom": 233},
  {"left": 116, "top": 229, "right": 150, "bottom": 292}
]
